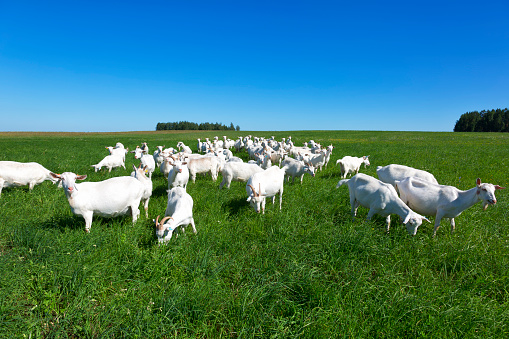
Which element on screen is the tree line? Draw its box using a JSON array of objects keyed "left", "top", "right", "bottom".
[
  {"left": 156, "top": 121, "right": 240, "bottom": 131},
  {"left": 454, "top": 108, "right": 509, "bottom": 132}
]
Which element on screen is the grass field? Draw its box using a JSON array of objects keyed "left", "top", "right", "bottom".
[{"left": 0, "top": 130, "right": 508, "bottom": 338}]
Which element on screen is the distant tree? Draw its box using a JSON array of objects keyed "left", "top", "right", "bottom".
[
  {"left": 236, "top": 125, "right": 240, "bottom": 131},
  {"left": 454, "top": 109, "right": 508, "bottom": 132},
  {"left": 156, "top": 121, "right": 240, "bottom": 131}
]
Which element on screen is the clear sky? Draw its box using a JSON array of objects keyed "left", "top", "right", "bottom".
[{"left": 1, "top": 1, "right": 507, "bottom": 132}]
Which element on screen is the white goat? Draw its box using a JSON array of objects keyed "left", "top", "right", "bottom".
[
  {"left": 160, "top": 156, "right": 173, "bottom": 178},
  {"left": 307, "top": 149, "right": 327, "bottom": 172},
  {"left": 167, "top": 159, "right": 190, "bottom": 190},
  {"left": 246, "top": 166, "right": 286, "bottom": 214},
  {"left": 234, "top": 137, "right": 245, "bottom": 152},
  {"left": 140, "top": 142, "right": 149, "bottom": 154},
  {"left": 153, "top": 146, "right": 166, "bottom": 168},
  {"left": 219, "top": 162, "right": 264, "bottom": 189},
  {"left": 50, "top": 172, "right": 144, "bottom": 232},
  {"left": 323, "top": 145, "right": 334, "bottom": 168},
  {"left": 336, "top": 155, "right": 370, "bottom": 179},
  {"left": 377, "top": 164, "right": 438, "bottom": 188},
  {"left": 256, "top": 153, "right": 272, "bottom": 170},
  {"left": 106, "top": 145, "right": 128, "bottom": 161},
  {"left": 0, "top": 161, "right": 59, "bottom": 197},
  {"left": 154, "top": 187, "right": 196, "bottom": 243},
  {"left": 281, "top": 158, "right": 316, "bottom": 184},
  {"left": 177, "top": 141, "right": 192, "bottom": 154},
  {"left": 395, "top": 177, "right": 504, "bottom": 237},
  {"left": 132, "top": 147, "right": 156, "bottom": 178},
  {"left": 131, "top": 164, "right": 153, "bottom": 217},
  {"left": 336, "top": 173, "right": 430, "bottom": 235},
  {"left": 91, "top": 154, "right": 125, "bottom": 172},
  {"left": 187, "top": 156, "right": 219, "bottom": 183}
]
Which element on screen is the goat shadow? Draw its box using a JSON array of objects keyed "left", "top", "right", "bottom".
[
  {"left": 224, "top": 196, "right": 250, "bottom": 216},
  {"left": 152, "top": 184, "right": 170, "bottom": 198},
  {"left": 40, "top": 215, "right": 84, "bottom": 232}
]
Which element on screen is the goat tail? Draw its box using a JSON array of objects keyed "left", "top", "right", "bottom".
[{"left": 336, "top": 179, "right": 349, "bottom": 188}]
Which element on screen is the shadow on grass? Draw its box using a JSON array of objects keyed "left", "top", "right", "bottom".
[
  {"left": 152, "top": 184, "right": 169, "bottom": 198},
  {"left": 224, "top": 196, "right": 250, "bottom": 215},
  {"left": 40, "top": 215, "right": 84, "bottom": 232}
]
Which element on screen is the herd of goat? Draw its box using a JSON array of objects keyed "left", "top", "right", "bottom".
[{"left": 0, "top": 135, "right": 504, "bottom": 242}]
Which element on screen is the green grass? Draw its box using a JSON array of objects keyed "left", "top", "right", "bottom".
[{"left": 0, "top": 130, "right": 508, "bottom": 338}]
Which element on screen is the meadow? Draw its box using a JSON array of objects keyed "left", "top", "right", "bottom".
[{"left": 0, "top": 130, "right": 508, "bottom": 338}]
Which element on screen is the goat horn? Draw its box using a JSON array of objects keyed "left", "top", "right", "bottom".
[
  {"left": 247, "top": 184, "right": 257, "bottom": 197},
  {"left": 157, "top": 216, "right": 174, "bottom": 230}
]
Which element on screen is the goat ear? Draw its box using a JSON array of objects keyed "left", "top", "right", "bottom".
[
  {"left": 476, "top": 178, "right": 482, "bottom": 186},
  {"left": 76, "top": 175, "right": 87, "bottom": 180},
  {"left": 495, "top": 185, "right": 505, "bottom": 190},
  {"left": 50, "top": 172, "right": 61, "bottom": 179}
]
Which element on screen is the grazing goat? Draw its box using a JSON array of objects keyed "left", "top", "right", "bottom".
[
  {"left": 336, "top": 173, "right": 429, "bottom": 235},
  {"left": 50, "top": 172, "right": 144, "bottom": 232},
  {"left": 282, "top": 158, "right": 316, "bottom": 184},
  {"left": 0, "top": 161, "right": 59, "bottom": 197},
  {"left": 395, "top": 177, "right": 504, "bottom": 237},
  {"left": 91, "top": 154, "right": 125, "bottom": 172},
  {"left": 377, "top": 164, "right": 438, "bottom": 188},
  {"left": 106, "top": 145, "right": 128, "bottom": 161},
  {"left": 131, "top": 164, "right": 153, "bottom": 217},
  {"left": 219, "top": 162, "right": 264, "bottom": 189},
  {"left": 336, "top": 156, "right": 370, "bottom": 179},
  {"left": 155, "top": 187, "right": 196, "bottom": 243},
  {"left": 246, "top": 166, "right": 286, "bottom": 214}
]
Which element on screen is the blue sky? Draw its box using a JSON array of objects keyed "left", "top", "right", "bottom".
[{"left": 1, "top": 1, "right": 507, "bottom": 132}]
